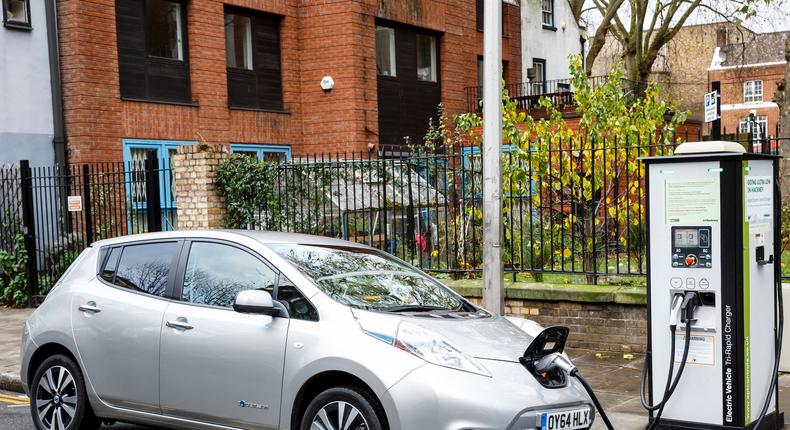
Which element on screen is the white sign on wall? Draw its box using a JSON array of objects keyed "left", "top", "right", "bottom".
[
  {"left": 67, "top": 196, "right": 82, "bottom": 212},
  {"left": 704, "top": 91, "right": 718, "bottom": 123}
]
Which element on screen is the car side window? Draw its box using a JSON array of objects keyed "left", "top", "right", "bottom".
[
  {"left": 113, "top": 242, "right": 180, "bottom": 297},
  {"left": 277, "top": 276, "right": 318, "bottom": 322},
  {"left": 182, "top": 242, "right": 277, "bottom": 309},
  {"left": 100, "top": 247, "right": 121, "bottom": 283}
]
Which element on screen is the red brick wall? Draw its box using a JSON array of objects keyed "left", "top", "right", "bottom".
[
  {"left": 708, "top": 63, "right": 785, "bottom": 137},
  {"left": 58, "top": 0, "right": 522, "bottom": 163}
]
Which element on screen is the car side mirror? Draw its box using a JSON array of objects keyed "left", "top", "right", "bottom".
[{"left": 233, "top": 290, "right": 282, "bottom": 317}]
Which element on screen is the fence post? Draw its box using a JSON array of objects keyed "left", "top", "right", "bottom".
[
  {"left": 19, "top": 160, "right": 38, "bottom": 307},
  {"left": 82, "top": 164, "right": 94, "bottom": 243},
  {"left": 145, "top": 150, "right": 162, "bottom": 232}
]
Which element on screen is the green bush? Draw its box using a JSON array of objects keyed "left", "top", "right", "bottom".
[{"left": 1, "top": 234, "right": 29, "bottom": 306}]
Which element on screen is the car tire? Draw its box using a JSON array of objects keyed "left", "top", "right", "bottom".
[
  {"left": 30, "top": 354, "right": 101, "bottom": 430},
  {"left": 300, "top": 386, "right": 385, "bottom": 430}
]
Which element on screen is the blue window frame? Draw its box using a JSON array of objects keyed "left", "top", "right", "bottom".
[
  {"left": 461, "top": 145, "right": 530, "bottom": 200},
  {"left": 230, "top": 144, "right": 292, "bottom": 161},
  {"left": 122, "top": 139, "right": 196, "bottom": 232}
]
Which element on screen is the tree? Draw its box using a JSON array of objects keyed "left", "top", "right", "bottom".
[
  {"left": 576, "top": 0, "right": 777, "bottom": 82},
  {"left": 449, "top": 55, "right": 687, "bottom": 277},
  {"left": 776, "top": 37, "right": 790, "bottom": 194}
]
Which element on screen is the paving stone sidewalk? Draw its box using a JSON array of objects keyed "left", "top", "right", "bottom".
[
  {"left": 0, "top": 307, "right": 786, "bottom": 429},
  {"left": 0, "top": 308, "right": 31, "bottom": 393}
]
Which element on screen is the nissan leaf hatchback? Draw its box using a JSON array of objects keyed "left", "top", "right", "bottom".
[{"left": 21, "top": 230, "right": 594, "bottom": 430}]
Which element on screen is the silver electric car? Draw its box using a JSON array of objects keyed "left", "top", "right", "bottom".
[{"left": 21, "top": 230, "right": 594, "bottom": 430}]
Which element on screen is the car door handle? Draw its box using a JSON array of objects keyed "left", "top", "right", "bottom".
[
  {"left": 165, "top": 320, "right": 194, "bottom": 330},
  {"left": 78, "top": 303, "right": 101, "bottom": 313}
]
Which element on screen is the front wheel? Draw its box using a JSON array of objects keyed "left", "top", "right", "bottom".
[
  {"left": 300, "top": 386, "right": 384, "bottom": 430},
  {"left": 30, "top": 354, "right": 101, "bottom": 430}
]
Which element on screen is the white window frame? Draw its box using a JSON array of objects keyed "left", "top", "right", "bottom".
[
  {"left": 224, "top": 13, "right": 254, "bottom": 71},
  {"left": 739, "top": 115, "right": 768, "bottom": 142},
  {"left": 743, "top": 80, "right": 763, "bottom": 104},
  {"left": 416, "top": 34, "right": 438, "bottom": 82},
  {"left": 541, "top": 0, "right": 554, "bottom": 27},
  {"left": 376, "top": 26, "right": 397, "bottom": 77}
]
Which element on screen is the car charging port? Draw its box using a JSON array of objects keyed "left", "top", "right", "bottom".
[{"left": 519, "top": 326, "right": 571, "bottom": 389}]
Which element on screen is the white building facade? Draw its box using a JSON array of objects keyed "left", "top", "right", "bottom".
[
  {"left": 0, "top": 0, "right": 62, "bottom": 167},
  {"left": 520, "top": 0, "right": 585, "bottom": 84}
]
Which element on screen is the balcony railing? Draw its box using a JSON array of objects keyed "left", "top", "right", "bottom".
[{"left": 464, "top": 76, "right": 647, "bottom": 112}]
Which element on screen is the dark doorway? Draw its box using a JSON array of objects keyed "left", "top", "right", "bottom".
[{"left": 376, "top": 21, "right": 441, "bottom": 156}]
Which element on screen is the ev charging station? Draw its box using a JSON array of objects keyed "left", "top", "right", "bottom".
[{"left": 641, "top": 141, "right": 784, "bottom": 429}]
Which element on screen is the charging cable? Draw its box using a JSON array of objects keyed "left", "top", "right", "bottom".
[
  {"left": 640, "top": 294, "right": 684, "bottom": 411},
  {"left": 646, "top": 292, "right": 700, "bottom": 430},
  {"left": 531, "top": 292, "right": 699, "bottom": 430}
]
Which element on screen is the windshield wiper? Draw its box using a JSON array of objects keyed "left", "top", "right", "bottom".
[{"left": 381, "top": 304, "right": 452, "bottom": 313}]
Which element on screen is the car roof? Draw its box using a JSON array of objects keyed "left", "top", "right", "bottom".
[{"left": 90, "top": 230, "right": 370, "bottom": 249}]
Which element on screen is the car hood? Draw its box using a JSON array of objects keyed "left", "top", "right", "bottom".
[{"left": 351, "top": 309, "right": 544, "bottom": 363}]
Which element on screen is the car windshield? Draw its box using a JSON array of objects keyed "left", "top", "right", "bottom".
[{"left": 269, "top": 243, "right": 464, "bottom": 312}]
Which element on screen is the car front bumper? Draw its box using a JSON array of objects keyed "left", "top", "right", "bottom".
[{"left": 381, "top": 359, "right": 595, "bottom": 430}]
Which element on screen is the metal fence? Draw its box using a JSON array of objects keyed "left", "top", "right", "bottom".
[
  {"left": 465, "top": 76, "right": 648, "bottom": 112},
  {"left": 0, "top": 153, "right": 173, "bottom": 306},
  {"left": 0, "top": 135, "right": 787, "bottom": 306},
  {"left": 236, "top": 136, "right": 787, "bottom": 280}
]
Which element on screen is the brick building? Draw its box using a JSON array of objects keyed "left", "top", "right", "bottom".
[
  {"left": 56, "top": 0, "right": 522, "bottom": 165},
  {"left": 708, "top": 30, "right": 789, "bottom": 142}
]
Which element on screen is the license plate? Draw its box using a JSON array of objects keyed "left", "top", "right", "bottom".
[{"left": 539, "top": 407, "right": 591, "bottom": 430}]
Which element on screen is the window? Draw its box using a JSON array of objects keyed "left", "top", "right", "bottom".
[
  {"left": 123, "top": 139, "right": 195, "bottom": 232},
  {"left": 277, "top": 281, "right": 318, "bottom": 321},
  {"left": 739, "top": 115, "right": 768, "bottom": 142},
  {"left": 147, "top": 0, "right": 184, "bottom": 60},
  {"left": 230, "top": 144, "right": 292, "bottom": 162},
  {"left": 3, "top": 0, "right": 30, "bottom": 29},
  {"left": 182, "top": 242, "right": 278, "bottom": 309},
  {"left": 111, "top": 242, "right": 181, "bottom": 297},
  {"left": 376, "top": 26, "right": 397, "bottom": 77},
  {"left": 100, "top": 248, "right": 121, "bottom": 283},
  {"left": 115, "top": 0, "right": 191, "bottom": 103},
  {"left": 476, "top": 0, "right": 510, "bottom": 34},
  {"left": 270, "top": 244, "right": 466, "bottom": 312},
  {"left": 743, "top": 80, "right": 763, "bottom": 103},
  {"left": 224, "top": 8, "right": 284, "bottom": 111},
  {"left": 542, "top": 0, "right": 555, "bottom": 28},
  {"left": 225, "top": 14, "right": 253, "bottom": 70},
  {"left": 532, "top": 58, "right": 546, "bottom": 94},
  {"left": 416, "top": 34, "right": 438, "bottom": 82}
]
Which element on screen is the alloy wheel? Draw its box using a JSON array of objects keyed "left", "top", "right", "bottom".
[
  {"left": 35, "top": 365, "right": 77, "bottom": 430},
  {"left": 310, "top": 400, "right": 369, "bottom": 430}
]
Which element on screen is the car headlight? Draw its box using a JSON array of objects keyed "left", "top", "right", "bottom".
[{"left": 394, "top": 321, "right": 491, "bottom": 377}]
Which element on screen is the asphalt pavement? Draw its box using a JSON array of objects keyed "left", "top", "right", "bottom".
[{"left": 0, "top": 389, "right": 159, "bottom": 430}]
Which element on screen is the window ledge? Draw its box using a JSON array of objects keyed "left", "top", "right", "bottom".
[
  {"left": 542, "top": 24, "right": 557, "bottom": 31},
  {"left": 121, "top": 97, "right": 199, "bottom": 108},
  {"left": 3, "top": 21, "right": 32, "bottom": 30},
  {"left": 229, "top": 105, "right": 291, "bottom": 114}
]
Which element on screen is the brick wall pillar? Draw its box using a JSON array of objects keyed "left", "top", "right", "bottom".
[{"left": 173, "top": 143, "right": 228, "bottom": 229}]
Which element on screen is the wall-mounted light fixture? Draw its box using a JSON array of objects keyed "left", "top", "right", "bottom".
[{"left": 321, "top": 76, "right": 335, "bottom": 93}]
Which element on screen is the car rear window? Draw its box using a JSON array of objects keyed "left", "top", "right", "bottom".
[{"left": 102, "top": 241, "right": 180, "bottom": 297}]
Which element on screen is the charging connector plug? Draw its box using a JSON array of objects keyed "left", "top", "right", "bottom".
[
  {"left": 669, "top": 293, "right": 684, "bottom": 329},
  {"left": 681, "top": 292, "right": 701, "bottom": 324}
]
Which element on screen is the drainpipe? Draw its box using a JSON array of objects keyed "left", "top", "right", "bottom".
[
  {"left": 580, "top": 36, "right": 587, "bottom": 71},
  {"left": 45, "top": 0, "right": 66, "bottom": 167}
]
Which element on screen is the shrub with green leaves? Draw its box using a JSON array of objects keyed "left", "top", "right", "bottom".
[{"left": 1, "top": 234, "right": 29, "bottom": 306}]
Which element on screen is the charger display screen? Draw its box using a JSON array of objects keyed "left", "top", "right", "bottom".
[
  {"left": 674, "top": 229, "right": 699, "bottom": 247},
  {"left": 671, "top": 226, "right": 712, "bottom": 268}
]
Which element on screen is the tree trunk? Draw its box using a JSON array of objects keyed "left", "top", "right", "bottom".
[{"left": 776, "top": 38, "right": 790, "bottom": 199}]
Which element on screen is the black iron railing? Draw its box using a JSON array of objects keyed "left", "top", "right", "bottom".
[{"left": 465, "top": 76, "right": 648, "bottom": 112}]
